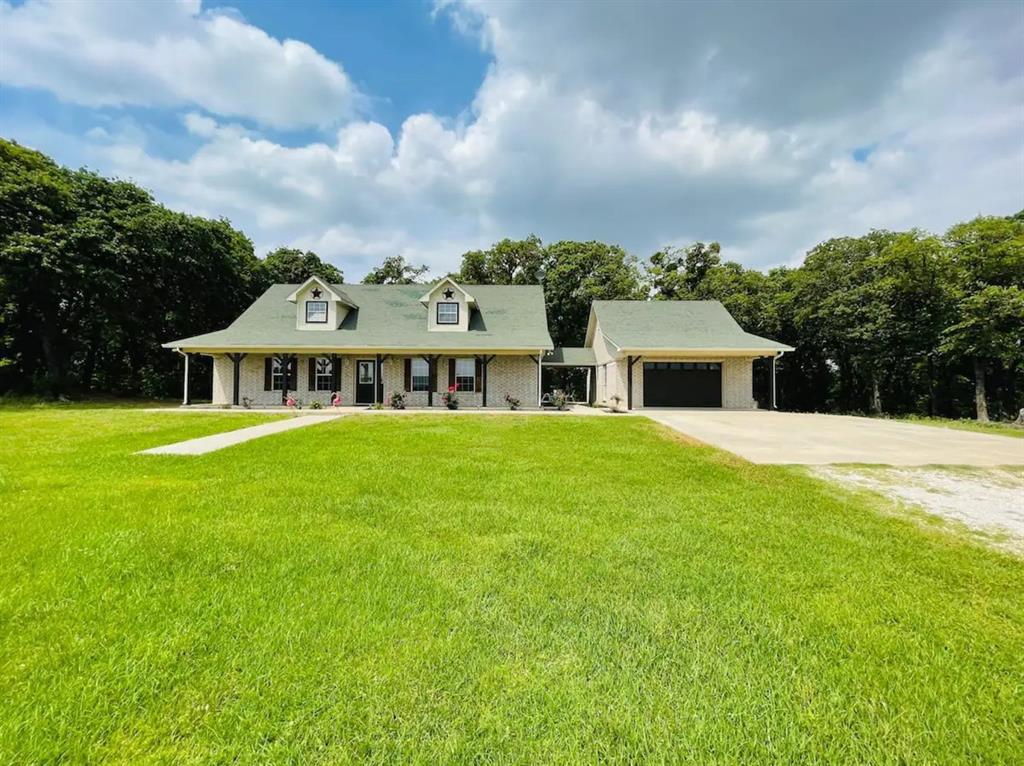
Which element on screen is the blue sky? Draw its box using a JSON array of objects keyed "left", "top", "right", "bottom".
[{"left": 1, "top": 0, "right": 1021, "bottom": 279}]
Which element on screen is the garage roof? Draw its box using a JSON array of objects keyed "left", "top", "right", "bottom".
[{"left": 589, "top": 300, "right": 793, "bottom": 353}]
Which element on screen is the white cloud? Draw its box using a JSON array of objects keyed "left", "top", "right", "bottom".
[
  {"left": 3, "top": 0, "right": 1021, "bottom": 279},
  {"left": 0, "top": 0, "right": 359, "bottom": 129}
]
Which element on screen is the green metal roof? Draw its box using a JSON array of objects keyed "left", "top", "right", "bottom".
[
  {"left": 165, "top": 283, "right": 554, "bottom": 351},
  {"left": 542, "top": 347, "right": 596, "bottom": 366},
  {"left": 590, "top": 300, "right": 793, "bottom": 352}
]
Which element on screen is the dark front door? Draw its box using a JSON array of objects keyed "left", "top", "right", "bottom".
[
  {"left": 356, "top": 360, "right": 375, "bottom": 404},
  {"left": 643, "top": 362, "right": 722, "bottom": 407}
]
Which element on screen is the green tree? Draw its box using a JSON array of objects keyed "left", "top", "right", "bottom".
[
  {"left": 458, "top": 235, "right": 546, "bottom": 285},
  {"left": 261, "top": 247, "right": 342, "bottom": 285},
  {"left": 543, "top": 241, "right": 646, "bottom": 347},
  {"left": 362, "top": 254, "right": 429, "bottom": 284},
  {"left": 648, "top": 241, "right": 722, "bottom": 299},
  {"left": 940, "top": 216, "right": 1024, "bottom": 421}
]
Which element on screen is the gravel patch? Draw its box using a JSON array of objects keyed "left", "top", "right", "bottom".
[{"left": 816, "top": 466, "right": 1024, "bottom": 553}]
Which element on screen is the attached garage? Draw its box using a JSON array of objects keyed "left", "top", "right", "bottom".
[{"left": 643, "top": 361, "right": 722, "bottom": 407}]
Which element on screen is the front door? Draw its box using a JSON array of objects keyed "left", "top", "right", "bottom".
[{"left": 356, "top": 360, "right": 376, "bottom": 404}]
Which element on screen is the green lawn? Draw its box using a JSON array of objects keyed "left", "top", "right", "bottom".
[
  {"left": 1, "top": 409, "right": 1022, "bottom": 764},
  {"left": 895, "top": 414, "right": 1024, "bottom": 439}
]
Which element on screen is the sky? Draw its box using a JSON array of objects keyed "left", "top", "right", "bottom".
[{"left": 1, "top": 0, "right": 1022, "bottom": 280}]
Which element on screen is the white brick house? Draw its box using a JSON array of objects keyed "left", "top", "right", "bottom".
[{"left": 165, "top": 277, "right": 792, "bottom": 410}]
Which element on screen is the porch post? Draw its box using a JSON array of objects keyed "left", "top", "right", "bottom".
[
  {"left": 627, "top": 355, "right": 633, "bottom": 410},
  {"left": 587, "top": 367, "right": 594, "bottom": 405},
  {"left": 422, "top": 355, "right": 439, "bottom": 407},
  {"left": 182, "top": 352, "right": 191, "bottom": 406},
  {"left": 331, "top": 354, "right": 340, "bottom": 394},
  {"left": 771, "top": 355, "right": 777, "bottom": 410},
  {"left": 375, "top": 354, "right": 387, "bottom": 404},
  {"left": 476, "top": 355, "right": 495, "bottom": 407},
  {"left": 627, "top": 355, "right": 642, "bottom": 410},
  {"left": 228, "top": 352, "right": 246, "bottom": 406}
]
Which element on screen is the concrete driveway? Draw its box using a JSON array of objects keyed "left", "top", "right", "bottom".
[{"left": 643, "top": 410, "right": 1024, "bottom": 465}]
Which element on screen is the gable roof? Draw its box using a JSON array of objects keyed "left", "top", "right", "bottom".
[
  {"left": 285, "top": 276, "right": 357, "bottom": 307},
  {"left": 587, "top": 300, "right": 793, "bottom": 353},
  {"left": 164, "top": 283, "right": 553, "bottom": 351},
  {"left": 418, "top": 276, "right": 476, "bottom": 306}
]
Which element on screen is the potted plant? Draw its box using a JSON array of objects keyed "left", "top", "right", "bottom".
[
  {"left": 552, "top": 389, "right": 568, "bottom": 411},
  {"left": 310, "top": 401, "right": 322, "bottom": 410},
  {"left": 442, "top": 385, "right": 459, "bottom": 410},
  {"left": 389, "top": 390, "right": 406, "bottom": 409},
  {"left": 609, "top": 393, "right": 623, "bottom": 413},
  {"left": 504, "top": 392, "right": 521, "bottom": 411}
]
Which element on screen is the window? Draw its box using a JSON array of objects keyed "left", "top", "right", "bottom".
[
  {"left": 306, "top": 300, "right": 328, "bottom": 323},
  {"left": 455, "top": 357, "right": 475, "bottom": 391},
  {"left": 436, "top": 302, "right": 459, "bottom": 325},
  {"left": 411, "top": 358, "right": 430, "bottom": 392},
  {"left": 271, "top": 357, "right": 294, "bottom": 390},
  {"left": 314, "top": 357, "right": 334, "bottom": 391}
]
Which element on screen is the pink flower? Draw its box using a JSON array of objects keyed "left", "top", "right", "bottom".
[{"left": 448, "top": 385, "right": 457, "bottom": 393}]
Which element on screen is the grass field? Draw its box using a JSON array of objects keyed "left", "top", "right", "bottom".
[
  {"left": 893, "top": 414, "right": 1024, "bottom": 439},
  {"left": 1, "top": 409, "right": 1022, "bottom": 763}
]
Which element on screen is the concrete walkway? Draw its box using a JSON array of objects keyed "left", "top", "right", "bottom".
[
  {"left": 138, "top": 414, "right": 344, "bottom": 455},
  {"left": 644, "top": 410, "right": 1024, "bottom": 466}
]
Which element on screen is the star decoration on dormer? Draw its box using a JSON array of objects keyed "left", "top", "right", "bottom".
[
  {"left": 311, "top": 288, "right": 322, "bottom": 299},
  {"left": 442, "top": 288, "right": 455, "bottom": 300}
]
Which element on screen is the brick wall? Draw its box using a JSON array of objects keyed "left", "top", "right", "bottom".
[{"left": 210, "top": 353, "right": 539, "bottom": 408}]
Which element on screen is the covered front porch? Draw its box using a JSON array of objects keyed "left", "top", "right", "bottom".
[{"left": 176, "top": 350, "right": 543, "bottom": 409}]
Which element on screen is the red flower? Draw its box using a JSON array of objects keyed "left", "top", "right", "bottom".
[{"left": 448, "top": 385, "right": 457, "bottom": 393}]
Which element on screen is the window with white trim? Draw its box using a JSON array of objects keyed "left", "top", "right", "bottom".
[
  {"left": 436, "top": 302, "right": 459, "bottom": 324},
  {"left": 315, "top": 357, "right": 334, "bottom": 391},
  {"left": 305, "top": 300, "right": 328, "bottom": 323},
  {"left": 455, "top": 358, "right": 475, "bottom": 392},
  {"left": 271, "top": 357, "right": 290, "bottom": 390},
  {"left": 411, "top": 358, "right": 430, "bottom": 392}
]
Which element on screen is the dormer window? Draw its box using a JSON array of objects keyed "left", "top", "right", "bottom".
[
  {"left": 437, "top": 302, "right": 459, "bottom": 325},
  {"left": 305, "top": 301, "right": 328, "bottom": 323}
]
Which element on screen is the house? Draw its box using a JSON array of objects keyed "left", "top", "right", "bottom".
[
  {"left": 164, "top": 277, "right": 792, "bottom": 409},
  {"left": 163, "top": 276, "right": 551, "bottom": 408}
]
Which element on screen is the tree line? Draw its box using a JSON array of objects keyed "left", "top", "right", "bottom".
[{"left": 2, "top": 139, "right": 1021, "bottom": 420}]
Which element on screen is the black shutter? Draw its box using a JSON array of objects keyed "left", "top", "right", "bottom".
[
  {"left": 474, "top": 358, "right": 482, "bottom": 393},
  {"left": 448, "top": 359, "right": 455, "bottom": 389},
  {"left": 404, "top": 358, "right": 411, "bottom": 392},
  {"left": 264, "top": 357, "right": 272, "bottom": 390},
  {"left": 308, "top": 358, "right": 316, "bottom": 390},
  {"left": 331, "top": 355, "right": 340, "bottom": 392}
]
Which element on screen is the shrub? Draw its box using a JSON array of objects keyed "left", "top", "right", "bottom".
[
  {"left": 389, "top": 391, "right": 406, "bottom": 409},
  {"left": 310, "top": 401, "right": 322, "bottom": 410},
  {"left": 552, "top": 389, "right": 568, "bottom": 411},
  {"left": 504, "top": 393, "right": 521, "bottom": 411}
]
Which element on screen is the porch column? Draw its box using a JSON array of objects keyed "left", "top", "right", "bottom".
[
  {"left": 330, "top": 354, "right": 340, "bottom": 394},
  {"left": 530, "top": 354, "right": 541, "bottom": 407},
  {"left": 476, "top": 355, "right": 495, "bottom": 407},
  {"left": 771, "top": 355, "right": 777, "bottom": 410},
  {"left": 627, "top": 355, "right": 634, "bottom": 410},
  {"left": 627, "top": 355, "right": 641, "bottom": 410},
  {"left": 422, "top": 355, "right": 439, "bottom": 407},
  {"left": 276, "top": 353, "right": 296, "bottom": 404},
  {"left": 182, "top": 352, "right": 191, "bottom": 406},
  {"left": 227, "top": 353, "right": 246, "bottom": 406},
  {"left": 375, "top": 354, "right": 389, "bottom": 404},
  {"left": 587, "top": 367, "right": 595, "bottom": 405}
]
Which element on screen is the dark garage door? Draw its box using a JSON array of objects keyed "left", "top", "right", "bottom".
[{"left": 643, "top": 362, "right": 722, "bottom": 407}]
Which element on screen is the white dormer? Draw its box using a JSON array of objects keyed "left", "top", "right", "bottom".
[
  {"left": 286, "top": 276, "right": 357, "bottom": 330},
  {"left": 420, "top": 277, "right": 475, "bottom": 332}
]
